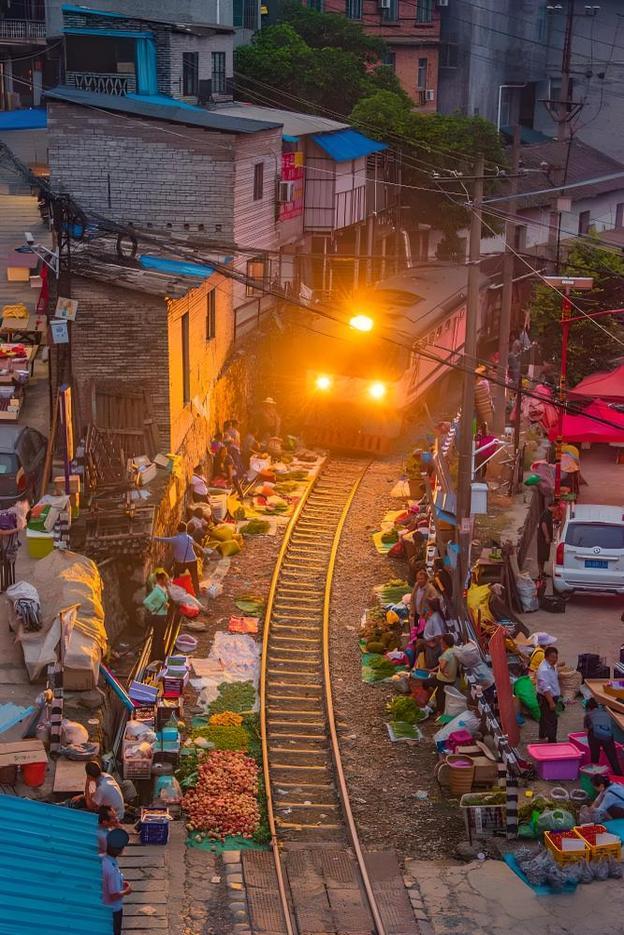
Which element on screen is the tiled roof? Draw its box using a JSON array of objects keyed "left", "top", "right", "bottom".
[
  {"left": 507, "top": 139, "right": 624, "bottom": 206},
  {"left": 0, "top": 794, "right": 110, "bottom": 935}
]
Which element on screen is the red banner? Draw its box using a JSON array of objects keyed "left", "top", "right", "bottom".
[{"left": 489, "top": 626, "right": 519, "bottom": 747}]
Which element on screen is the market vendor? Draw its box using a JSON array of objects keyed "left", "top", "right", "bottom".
[
  {"left": 190, "top": 466, "right": 209, "bottom": 503},
  {"left": 242, "top": 428, "right": 262, "bottom": 468},
  {"left": 224, "top": 419, "right": 241, "bottom": 448},
  {"left": 408, "top": 569, "right": 439, "bottom": 629},
  {"left": 70, "top": 761, "right": 125, "bottom": 819},
  {"left": 212, "top": 444, "right": 245, "bottom": 500},
  {"left": 488, "top": 583, "right": 529, "bottom": 637},
  {"left": 187, "top": 507, "right": 210, "bottom": 544},
  {"left": 421, "top": 633, "right": 459, "bottom": 714},
  {"left": 536, "top": 646, "right": 561, "bottom": 743},
  {"left": 584, "top": 699, "right": 623, "bottom": 775},
  {"left": 257, "top": 396, "right": 281, "bottom": 440},
  {"left": 97, "top": 805, "right": 121, "bottom": 854},
  {"left": 589, "top": 775, "right": 624, "bottom": 820},
  {"left": 537, "top": 501, "right": 558, "bottom": 577},
  {"left": 152, "top": 523, "right": 201, "bottom": 596}
]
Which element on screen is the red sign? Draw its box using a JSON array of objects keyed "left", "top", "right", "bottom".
[{"left": 489, "top": 626, "right": 519, "bottom": 747}]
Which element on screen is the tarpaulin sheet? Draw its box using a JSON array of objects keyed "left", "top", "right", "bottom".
[{"left": 548, "top": 399, "right": 624, "bottom": 443}]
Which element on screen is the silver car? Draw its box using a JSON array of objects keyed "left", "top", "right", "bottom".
[{"left": 553, "top": 504, "right": 624, "bottom": 595}]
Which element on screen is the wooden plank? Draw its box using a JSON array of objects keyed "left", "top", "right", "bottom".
[
  {"left": 52, "top": 758, "right": 86, "bottom": 793},
  {"left": 585, "top": 680, "right": 624, "bottom": 715}
]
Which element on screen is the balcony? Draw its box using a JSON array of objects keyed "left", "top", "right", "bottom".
[
  {"left": 0, "top": 19, "right": 46, "bottom": 43},
  {"left": 66, "top": 71, "right": 137, "bottom": 95}
]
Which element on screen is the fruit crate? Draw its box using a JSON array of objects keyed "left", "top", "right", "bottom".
[
  {"left": 161, "top": 677, "right": 185, "bottom": 696},
  {"left": 544, "top": 830, "right": 590, "bottom": 865},
  {"left": 459, "top": 794, "right": 506, "bottom": 844},
  {"left": 139, "top": 807, "right": 171, "bottom": 845},
  {"left": 123, "top": 755, "right": 153, "bottom": 781},
  {"left": 575, "top": 823, "right": 623, "bottom": 861}
]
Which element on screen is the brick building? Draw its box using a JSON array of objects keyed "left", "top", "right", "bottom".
[
  {"left": 309, "top": 0, "right": 441, "bottom": 109},
  {"left": 67, "top": 248, "right": 242, "bottom": 467}
]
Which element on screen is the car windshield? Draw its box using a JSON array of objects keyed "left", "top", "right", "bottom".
[
  {"left": 565, "top": 523, "right": 624, "bottom": 549},
  {"left": 0, "top": 453, "right": 18, "bottom": 476}
]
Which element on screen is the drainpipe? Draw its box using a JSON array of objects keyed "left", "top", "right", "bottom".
[{"left": 496, "top": 83, "right": 527, "bottom": 132}]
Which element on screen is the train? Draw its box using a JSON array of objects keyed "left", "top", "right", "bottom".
[{"left": 296, "top": 267, "right": 472, "bottom": 452}]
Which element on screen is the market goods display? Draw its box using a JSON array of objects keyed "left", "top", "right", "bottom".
[
  {"left": 195, "top": 750, "right": 259, "bottom": 796},
  {"left": 191, "top": 723, "right": 249, "bottom": 750},
  {"left": 240, "top": 520, "right": 270, "bottom": 536},
  {"left": 208, "top": 680, "right": 256, "bottom": 714},
  {"left": 183, "top": 789, "right": 260, "bottom": 839},
  {"left": 209, "top": 711, "right": 243, "bottom": 727},
  {"left": 386, "top": 695, "right": 426, "bottom": 724}
]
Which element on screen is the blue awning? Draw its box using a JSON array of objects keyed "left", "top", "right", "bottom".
[
  {"left": 139, "top": 255, "right": 215, "bottom": 279},
  {"left": 63, "top": 4, "right": 130, "bottom": 17},
  {"left": 0, "top": 108, "right": 47, "bottom": 130},
  {"left": 282, "top": 134, "right": 299, "bottom": 143},
  {"left": 310, "top": 128, "right": 386, "bottom": 162},
  {"left": 64, "top": 26, "right": 153, "bottom": 38}
]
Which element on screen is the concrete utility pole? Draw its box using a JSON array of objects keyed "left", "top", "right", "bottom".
[
  {"left": 457, "top": 155, "right": 484, "bottom": 574},
  {"left": 547, "top": 0, "right": 579, "bottom": 270},
  {"left": 493, "top": 120, "right": 521, "bottom": 434}
]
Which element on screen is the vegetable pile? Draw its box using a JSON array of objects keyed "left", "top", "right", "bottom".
[
  {"left": 208, "top": 680, "right": 256, "bottom": 715},
  {"left": 208, "top": 711, "right": 243, "bottom": 727},
  {"left": 191, "top": 724, "right": 249, "bottom": 750},
  {"left": 240, "top": 519, "right": 270, "bottom": 536},
  {"left": 182, "top": 750, "right": 261, "bottom": 839},
  {"left": 386, "top": 695, "right": 426, "bottom": 724}
]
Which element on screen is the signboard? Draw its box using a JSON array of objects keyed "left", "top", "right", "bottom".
[
  {"left": 50, "top": 320, "right": 69, "bottom": 344},
  {"left": 55, "top": 297, "right": 78, "bottom": 321}
]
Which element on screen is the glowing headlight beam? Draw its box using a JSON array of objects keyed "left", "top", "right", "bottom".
[
  {"left": 315, "top": 374, "right": 333, "bottom": 391},
  {"left": 350, "top": 314, "right": 374, "bottom": 333},
  {"left": 368, "top": 381, "right": 387, "bottom": 400}
]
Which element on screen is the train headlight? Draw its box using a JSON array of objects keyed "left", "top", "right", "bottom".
[
  {"left": 315, "top": 374, "right": 333, "bottom": 391},
  {"left": 368, "top": 381, "right": 387, "bottom": 400},
  {"left": 350, "top": 314, "right": 374, "bottom": 333}
]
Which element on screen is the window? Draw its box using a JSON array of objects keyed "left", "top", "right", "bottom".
[
  {"left": 565, "top": 523, "right": 624, "bottom": 549},
  {"left": 182, "top": 52, "right": 198, "bottom": 97},
  {"left": 536, "top": 5, "right": 547, "bottom": 42},
  {"left": 212, "top": 51, "right": 227, "bottom": 95},
  {"left": 383, "top": 50, "right": 396, "bottom": 71},
  {"left": 513, "top": 224, "right": 527, "bottom": 252},
  {"left": 206, "top": 290, "right": 216, "bottom": 341},
  {"left": 578, "top": 210, "right": 591, "bottom": 235},
  {"left": 439, "top": 42, "right": 458, "bottom": 69},
  {"left": 253, "top": 162, "right": 264, "bottom": 201},
  {"left": 616, "top": 203, "right": 624, "bottom": 229},
  {"left": 345, "top": 0, "right": 362, "bottom": 19},
  {"left": 382, "top": 0, "right": 398, "bottom": 23},
  {"left": 246, "top": 257, "right": 267, "bottom": 296},
  {"left": 244, "top": 0, "right": 259, "bottom": 30},
  {"left": 308, "top": 0, "right": 324, "bottom": 9},
  {"left": 417, "top": 57, "right": 428, "bottom": 90},
  {"left": 415, "top": 0, "right": 433, "bottom": 23},
  {"left": 181, "top": 312, "right": 190, "bottom": 404},
  {"left": 233, "top": 0, "right": 243, "bottom": 27}
]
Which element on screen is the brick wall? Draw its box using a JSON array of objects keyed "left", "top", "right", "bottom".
[
  {"left": 48, "top": 101, "right": 237, "bottom": 236},
  {"left": 167, "top": 32, "right": 234, "bottom": 101},
  {"left": 47, "top": 0, "right": 229, "bottom": 36},
  {"left": 68, "top": 276, "right": 171, "bottom": 440},
  {"left": 394, "top": 45, "right": 439, "bottom": 111}
]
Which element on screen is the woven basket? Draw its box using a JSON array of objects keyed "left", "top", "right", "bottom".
[{"left": 447, "top": 755, "right": 475, "bottom": 796}]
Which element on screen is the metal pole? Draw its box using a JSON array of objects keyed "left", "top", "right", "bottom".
[
  {"left": 494, "top": 123, "right": 521, "bottom": 433},
  {"left": 548, "top": 0, "right": 576, "bottom": 270},
  {"left": 457, "top": 156, "right": 484, "bottom": 573},
  {"left": 554, "top": 289, "right": 572, "bottom": 501}
]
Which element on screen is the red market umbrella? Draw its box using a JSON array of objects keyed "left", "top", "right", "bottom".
[
  {"left": 569, "top": 363, "right": 624, "bottom": 401},
  {"left": 548, "top": 399, "right": 624, "bottom": 443}
]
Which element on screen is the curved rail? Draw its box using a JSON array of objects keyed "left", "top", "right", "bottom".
[{"left": 259, "top": 456, "right": 385, "bottom": 935}]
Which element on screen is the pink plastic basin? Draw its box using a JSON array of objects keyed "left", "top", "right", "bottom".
[
  {"left": 527, "top": 742, "right": 584, "bottom": 781},
  {"left": 568, "top": 731, "right": 624, "bottom": 771}
]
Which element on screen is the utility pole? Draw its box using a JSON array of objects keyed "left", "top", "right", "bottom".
[
  {"left": 547, "top": 0, "right": 578, "bottom": 270},
  {"left": 457, "top": 155, "right": 484, "bottom": 577},
  {"left": 493, "top": 120, "right": 521, "bottom": 434}
]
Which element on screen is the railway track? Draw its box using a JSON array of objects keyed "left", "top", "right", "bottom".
[{"left": 243, "top": 456, "right": 420, "bottom": 935}]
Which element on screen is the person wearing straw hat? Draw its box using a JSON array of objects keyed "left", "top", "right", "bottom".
[
  {"left": 257, "top": 397, "right": 281, "bottom": 440},
  {"left": 102, "top": 827, "right": 132, "bottom": 935}
]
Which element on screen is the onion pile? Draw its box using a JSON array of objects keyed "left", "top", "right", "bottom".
[{"left": 182, "top": 750, "right": 261, "bottom": 839}]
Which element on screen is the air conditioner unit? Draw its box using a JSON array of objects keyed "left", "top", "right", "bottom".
[
  {"left": 378, "top": 0, "right": 391, "bottom": 10},
  {"left": 437, "top": 0, "right": 449, "bottom": 6},
  {"left": 425, "top": 89, "right": 436, "bottom": 102},
  {"left": 278, "top": 180, "right": 294, "bottom": 203}
]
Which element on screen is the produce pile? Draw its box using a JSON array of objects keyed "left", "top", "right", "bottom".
[
  {"left": 182, "top": 750, "right": 261, "bottom": 840},
  {"left": 208, "top": 680, "right": 256, "bottom": 715}
]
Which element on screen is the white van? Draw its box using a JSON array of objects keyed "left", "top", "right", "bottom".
[{"left": 553, "top": 503, "right": 624, "bottom": 595}]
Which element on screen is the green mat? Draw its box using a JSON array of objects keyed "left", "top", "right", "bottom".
[
  {"left": 235, "top": 597, "right": 266, "bottom": 616},
  {"left": 187, "top": 832, "right": 269, "bottom": 853}
]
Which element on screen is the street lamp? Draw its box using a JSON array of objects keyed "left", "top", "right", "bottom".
[{"left": 543, "top": 276, "right": 594, "bottom": 500}]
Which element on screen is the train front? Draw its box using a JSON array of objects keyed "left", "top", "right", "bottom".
[{"left": 299, "top": 311, "right": 409, "bottom": 454}]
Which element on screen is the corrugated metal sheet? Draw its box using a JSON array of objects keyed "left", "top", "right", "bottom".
[
  {"left": 0, "top": 109, "right": 47, "bottom": 131},
  {"left": 139, "top": 255, "right": 215, "bottom": 278},
  {"left": 310, "top": 129, "right": 386, "bottom": 162},
  {"left": 0, "top": 795, "right": 111, "bottom": 935}
]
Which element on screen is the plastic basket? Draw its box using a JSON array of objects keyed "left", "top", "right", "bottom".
[
  {"left": 460, "top": 794, "right": 506, "bottom": 843},
  {"left": 575, "top": 823, "right": 623, "bottom": 861},
  {"left": 544, "top": 830, "right": 590, "bottom": 865},
  {"left": 123, "top": 757, "right": 153, "bottom": 780},
  {"left": 139, "top": 807, "right": 171, "bottom": 845}
]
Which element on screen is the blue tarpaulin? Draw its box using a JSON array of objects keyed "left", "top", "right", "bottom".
[
  {"left": 311, "top": 128, "right": 386, "bottom": 162},
  {"left": 0, "top": 109, "right": 47, "bottom": 131},
  {"left": 139, "top": 255, "right": 215, "bottom": 278}
]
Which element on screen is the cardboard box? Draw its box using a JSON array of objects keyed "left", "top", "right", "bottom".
[
  {"left": 54, "top": 474, "right": 80, "bottom": 495},
  {"left": 471, "top": 756, "right": 499, "bottom": 785},
  {"left": 0, "top": 739, "right": 46, "bottom": 768}
]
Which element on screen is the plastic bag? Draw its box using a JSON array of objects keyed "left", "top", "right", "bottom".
[
  {"left": 454, "top": 640, "right": 480, "bottom": 668},
  {"left": 433, "top": 710, "right": 480, "bottom": 747},
  {"left": 579, "top": 859, "right": 595, "bottom": 884},
  {"left": 168, "top": 584, "right": 202, "bottom": 608},
  {"left": 513, "top": 675, "right": 540, "bottom": 720},
  {"left": 608, "top": 857, "right": 623, "bottom": 879},
  {"left": 535, "top": 808, "right": 575, "bottom": 832},
  {"left": 154, "top": 775, "right": 182, "bottom": 804},
  {"left": 593, "top": 859, "right": 609, "bottom": 881},
  {"left": 516, "top": 573, "right": 539, "bottom": 612}
]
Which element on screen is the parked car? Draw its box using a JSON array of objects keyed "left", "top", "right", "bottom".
[
  {"left": 553, "top": 503, "right": 624, "bottom": 595},
  {"left": 0, "top": 424, "right": 47, "bottom": 506}
]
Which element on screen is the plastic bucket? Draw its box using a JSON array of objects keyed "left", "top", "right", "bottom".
[
  {"left": 209, "top": 493, "right": 227, "bottom": 522},
  {"left": 22, "top": 761, "right": 46, "bottom": 787},
  {"left": 447, "top": 755, "right": 475, "bottom": 796}
]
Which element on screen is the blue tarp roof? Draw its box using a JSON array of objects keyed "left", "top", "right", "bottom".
[
  {"left": 0, "top": 108, "right": 47, "bottom": 131},
  {"left": 0, "top": 795, "right": 110, "bottom": 935},
  {"left": 139, "top": 255, "right": 215, "bottom": 278},
  {"left": 311, "top": 128, "right": 386, "bottom": 162}
]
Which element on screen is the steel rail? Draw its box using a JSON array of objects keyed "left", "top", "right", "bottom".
[
  {"left": 259, "top": 456, "right": 385, "bottom": 935},
  {"left": 259, "top": 465, "right": 320, "bottom": 935},
  {"left": 320, "top": 462, "right": 387, "bottom": 935}
]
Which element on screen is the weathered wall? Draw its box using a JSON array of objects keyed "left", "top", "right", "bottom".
[{"left": 46, "top": 0, "right": 233, "bottom": 36}]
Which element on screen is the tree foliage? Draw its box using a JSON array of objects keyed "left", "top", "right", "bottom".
[
  {"left": 234, "top": 11, "right": 408, "bottom": 117},
  {"left": 528, "top": 239, "right": 624, "bottom": 384},
  {"left": 350, "top": 91, "right": 506, "bottom": 235}
]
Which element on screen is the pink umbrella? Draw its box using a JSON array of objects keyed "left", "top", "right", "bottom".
[
  {"left": 548, "top": 399, "right": 624, "bottom": 443},
  {"left": 569, "top": 363, "right": 624, "bottom": 401}
]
